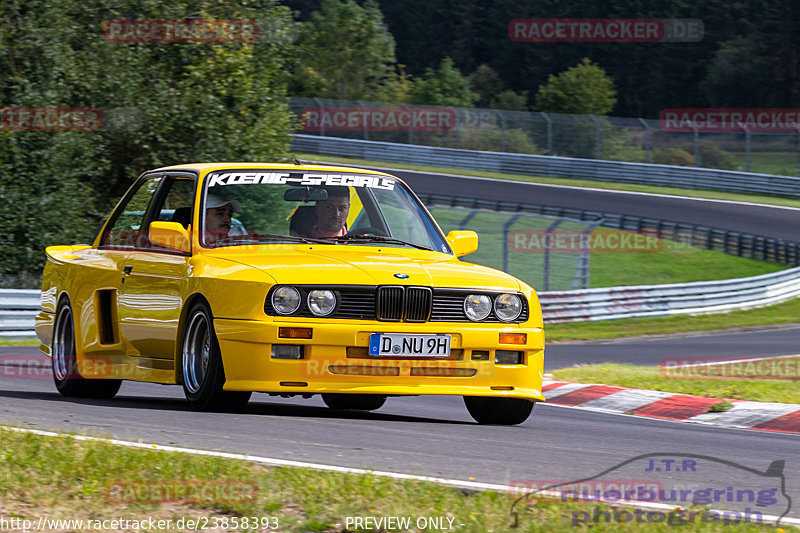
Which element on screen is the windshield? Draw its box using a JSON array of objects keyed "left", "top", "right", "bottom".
[{"left": 200, "top": 169, "right": 450, "bottom": 253}]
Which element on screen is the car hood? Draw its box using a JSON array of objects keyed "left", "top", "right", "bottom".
[{"left": 204, "top": 246, "right": 523, "bottom": 291}]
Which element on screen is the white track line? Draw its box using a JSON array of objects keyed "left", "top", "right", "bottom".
[
  {"left": 3, "top": 425, "right": 798, "bottom": 527},
  {"left": 313, "top": 160, "right": 800, "bottom": 212}
]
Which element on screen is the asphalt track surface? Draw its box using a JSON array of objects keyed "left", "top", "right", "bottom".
[
  {"left": 1, "top": 348, "right": 799, "bottom": 521},
  {"left": 3, "top": 170, "right": 800, "bottom": 521}
]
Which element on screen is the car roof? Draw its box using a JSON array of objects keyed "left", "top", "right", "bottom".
[{"left": 149, "top": 162, "right": 403, "bottom": 183}]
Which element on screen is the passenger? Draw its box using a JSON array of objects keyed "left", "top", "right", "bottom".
[
  {"left": 305, "top": 186, "right": 350, "bottom": 239},
  {"left": 204, "top": 194, "right": 242, "bottom": 245}
]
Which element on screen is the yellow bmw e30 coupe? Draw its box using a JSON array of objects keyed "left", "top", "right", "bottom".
[{"left": 35, "top": 163, "right": 545, "bottom": 425}]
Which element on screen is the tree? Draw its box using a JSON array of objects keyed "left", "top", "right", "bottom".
[
  {"left": 491, "top": 90, "right": 529, "bottom": 111},
  {"left": 291, "top": 0, "right": 396, "bottom": 100},
  {"left": 411, "top": 57, "right": 479, "bottom": 107},
  {"left": 535, "top": 58, "right": 617, "bottom": 115},
  {"left": 373, "top": 65, "right": 414, "bottom": 103},
  {"left": 469, "top": 64, "right": 504, "bottom": 107},
  {"left": 0, "top": 0, "right": 297, "bottom": 279},
  {"left": 700, "top": 37, "right": 772, "bottom": 107}
]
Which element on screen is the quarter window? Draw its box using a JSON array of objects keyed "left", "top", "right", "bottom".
[{"left": 101, "top": 177, "right": 162, "bottom": 248}]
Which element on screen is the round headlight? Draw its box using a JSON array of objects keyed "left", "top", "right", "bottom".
[
  {"left": 307, "top": 290, "right": 336, "bottom": 316},
  {"left": 464, "top": 294, "right": 492, "bottom": 321},
  {"left": 494, "top": 293, "right": 522, "bottom": 322},
  {"left": 271, "top": 286, "right": 301, "bottom": 315}
]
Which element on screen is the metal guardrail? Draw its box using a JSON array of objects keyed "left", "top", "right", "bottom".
[
  {"left": 418, "top": 194, "right": 800, "bottom": 266},
  {"left": 539, "top": 267, "right": 800, "bottom": 323},
  {"left": 0, "top": 289, "right": 39, "bottom": 337},
  {"left": 292, "top": 134, "right": 800, "bottom": 198},
  {"left": 4, "top": 267, "right": 800, "bottom": 332}
]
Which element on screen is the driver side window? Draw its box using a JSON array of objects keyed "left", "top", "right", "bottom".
[{"left": 101, "top": 177, "right": 162, "bottom": 249}]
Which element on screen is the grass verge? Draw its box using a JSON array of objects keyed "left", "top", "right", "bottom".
[
  {"left": 545, "top": 298, "right": 800, "bottom": 342},
  {"left": 0, "top": 428, "right": 778, "bottom": 532},
  {"left": 552, "top": 357, "right": 800, "bottom": 404},
  {"left": 295, "top": 152, "right": 800, "bottom": 209},
  {"left": 0, "top": 337, "right": 39, "bottom": 347}
]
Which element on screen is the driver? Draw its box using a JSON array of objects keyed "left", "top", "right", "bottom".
[
  {"left": 306, "top": 186, "right": 350, "bottom": 239},
  {"left": 204, "top": 193, "right": 242, "bottom": 245}
]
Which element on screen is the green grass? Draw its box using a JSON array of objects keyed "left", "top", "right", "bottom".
[
  {"left": 296, "top": 152, "right": 800, "bottom": 209},
  {"left": 0, "top": 428, "right": 778, "bottom": 532},
  {"left": 728, "top": 152, "right": 799, "bottom": 177},
  {"left": 552, "top": 359, "right": 800, "bottom": 404},
  {"left": 0, "top": 337, "right": 39, "bottom": 346},
  {"left": 588, "top": 240, "right": 785, "bottom": 287},
  {"left": 546, "top": 298, "right": 800, "bottom": 342}
]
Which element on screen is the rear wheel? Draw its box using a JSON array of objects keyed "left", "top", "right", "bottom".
[
  {"left": 51, "top": 299, "right": 121, "bottom": 399},
  {"left": 322, "top": 394, "right": 386, "bottom": 411},
  {"left": 181, "top": 301, "right": 251, "bottom": 412},
  {"left": 463, "top": 396, "right": 534, "bottom": 425}
]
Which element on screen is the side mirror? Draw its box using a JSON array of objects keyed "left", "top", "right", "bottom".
[
  {"left": 149, "top": 221, "right": 191, "bottom": 253},
  {"left": 446, "top": 230, "right": 478, "bottom": 257}
]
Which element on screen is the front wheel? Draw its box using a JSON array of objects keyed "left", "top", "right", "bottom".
[
  {"left": 51, "top": 298, "right": 121, "bottom": 399},
  {"left": 463, "top": 396, "right": 534, "bottom": 425},
  {"left": 322, "top": 394, "right": 386, "bottom": 411},
  {"left": 181, "top": 301, "right": 251, "bottom": 412}
]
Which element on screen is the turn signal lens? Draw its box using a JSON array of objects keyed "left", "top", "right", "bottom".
[
  {"left": 279, "top": 327, "right": 312, "bottom": 339},
  {"left": 499, "top": 333, "right": 527, "bottom": 345}
]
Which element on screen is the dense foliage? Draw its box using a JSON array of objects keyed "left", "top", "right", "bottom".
[{"left": 0, "top": 0, "right": 297, "bottom": 277}]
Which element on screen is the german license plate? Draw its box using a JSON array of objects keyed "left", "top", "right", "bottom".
[{"left": 369, "top": 333, "right": 451, "bottom": 358}]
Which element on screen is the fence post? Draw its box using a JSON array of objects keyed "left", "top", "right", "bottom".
[
  {"left": 358, "top": 100, "right": 369, "bottom": 141},
  {"left": 502, "top": 214, "right": 523, "bottom": 272},
  {"left": 590, "top": 114, "right": 601, "bottom": 159},
  {"left": 313, "top": 97, "right": 325, "bottom": 136},
  {"left": 692, "top": 123, "right": 701, "bottom": 167},
  {"left": 541, "top": 112, "right": 553, "bottom": 155},
  {"left": 543, "top": 220, "right": 562, "bottom": 291},
  {"left": 739, "top": 122, "right": 751, "bottom": 172},
  {"left": 451, "top": 107, "right": 461, "bottom": 149},
  {"left": 401, "top": 103, "right": 413, "bottom": 144},
  {"left": 496, "top": 110, "right": 507, "bottom": 152},
  {"left": 639, "top": 117, "right": 652, "bottom": 163}
]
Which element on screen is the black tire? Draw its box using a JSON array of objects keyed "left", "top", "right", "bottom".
[
  {"left": 51, "top": 298, "right": 121, "bottom": 399},
  {"left": 321, "top": 393, "right": 387, "bottom": 411},
  {"left": 181, "top": 300, "right": 251, "bottom": 412},
  {"left": 463, "top": 396, "right": 535, "bottom": 425}
]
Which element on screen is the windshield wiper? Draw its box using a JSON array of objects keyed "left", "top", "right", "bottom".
[
  {"left": 220, "top": 233, "right": 331, "bottom": 245},
  {"left": 331, "top": 234, "right": 432, "bottom": 250}
]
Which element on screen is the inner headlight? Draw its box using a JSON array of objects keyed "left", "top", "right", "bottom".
[
  {"left": 307, "top": 290, "right": 336, "bottom": 316},
  {"left": 272, "top": 286, "right": 301, "bottom": 315},
  {"left": 494, "top": 293, "right": 522, "bottom": 322},
  {"left": 464, "top": 294, "right": 492, "bottom": 321}
]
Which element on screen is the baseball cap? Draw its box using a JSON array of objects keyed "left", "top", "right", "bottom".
[{"left": 207, "top": 194, "right": 241, "bottom": 213}]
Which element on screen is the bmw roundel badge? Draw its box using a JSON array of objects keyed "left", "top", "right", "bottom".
[{"left": 393, "top": 273, "right": 410, "bottom": 279}]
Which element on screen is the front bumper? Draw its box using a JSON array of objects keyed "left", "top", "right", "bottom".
[{"left": 214, "top": 318, "right": 545, "bottom": 400}]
